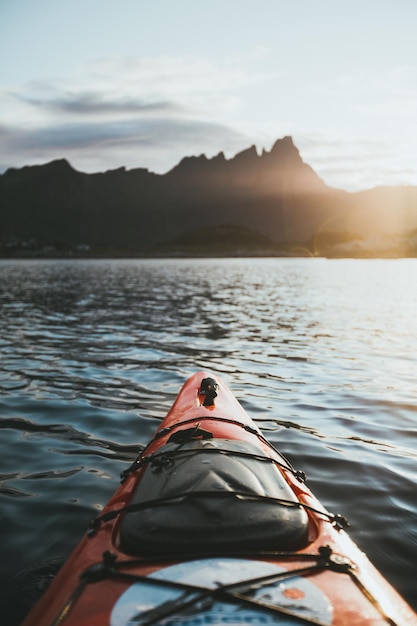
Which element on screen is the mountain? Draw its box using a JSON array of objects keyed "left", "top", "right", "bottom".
[{"left": 1, "top": 136, "right": 417, "bottom": 257}]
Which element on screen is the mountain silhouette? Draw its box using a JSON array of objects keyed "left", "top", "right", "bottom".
[{"left": 1, "top": 136, "right": 417, "bottom": 257}]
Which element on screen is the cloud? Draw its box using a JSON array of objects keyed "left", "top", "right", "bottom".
[
  {"left": 0, "top": 54, "right": 264, "bottom": 173},
  {"left": 296, "top": 132, "right": 417, "bottom": 191},
  {"left": 16, "top": 92, "right": 181, "bottom": 117},
  {"left": 311, "top": 66, "right": 417, "bottom": 137},
  {"left": 0, "top": 115, "right": 251, "bottom": 174},
  {"left": 7, "top": 53, "right": 267, "bottom": 124}
]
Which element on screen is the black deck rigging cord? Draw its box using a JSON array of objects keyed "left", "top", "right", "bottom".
[
  {"left": 120, "top": 415, "right": 306, "bottom": 483},
  {"left": 49, "top": 546, "right": 398, "bottom": 626},
  {"left": 87, "top": 490, "right": 349, "bottom": 536}
]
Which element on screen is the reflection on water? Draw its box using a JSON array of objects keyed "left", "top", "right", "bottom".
[{"left": 1, "top": 258, "right": 417, "bottom": 612}]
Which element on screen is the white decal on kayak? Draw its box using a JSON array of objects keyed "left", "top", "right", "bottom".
[{"left": 110, "top": 558, "right": 333, "bottom": 626}]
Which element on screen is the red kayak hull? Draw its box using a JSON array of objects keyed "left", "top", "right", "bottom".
[{"left": 22, "top": 372, "right": 417, "bottom": 626}]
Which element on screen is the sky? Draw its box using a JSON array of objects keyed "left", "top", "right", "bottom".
[{"left": 0, "top": 0, "right": 416, "bottom": 191}]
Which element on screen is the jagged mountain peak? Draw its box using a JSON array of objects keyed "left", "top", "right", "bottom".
[
  {"left": 4, "top": 158, "right": 76, "bottom": 179},
  {"left": 167, "top": 136, "right": 304, "bottom": 178},
  {"left": 262, "top": 136, "right": 302, "bottom": 163},
  {"left": 231, "top": 144, "right": 259, "bottom": 163},
  {"left": 271, "top": 135, "right": 296, "bottom": 151}
]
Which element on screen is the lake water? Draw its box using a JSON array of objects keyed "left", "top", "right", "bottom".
[{"left": 1, "top": 258, "right": 416, "bottom": 617}]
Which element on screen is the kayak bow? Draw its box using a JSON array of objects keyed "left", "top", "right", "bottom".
[{"left": 22, "top": 372, "right": 417, "bottom": 626}]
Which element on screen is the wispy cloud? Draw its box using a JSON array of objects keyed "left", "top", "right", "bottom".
[
  {"left": 16, "top": 92, "right": 181, "bottom": 117},
  {"left": 296, "top": 133, "right": 417, "bottom": 191},
  {"left": 0, "top": 54, "right": 262, "bottom": 173}
]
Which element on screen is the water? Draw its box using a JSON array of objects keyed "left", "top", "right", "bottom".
[{"left": 1, "top": 258, "right": 416, "bottom": 615}]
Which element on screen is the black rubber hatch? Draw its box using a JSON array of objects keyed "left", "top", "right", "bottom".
[{"left": 120, "top": 438, "right": 309, "bottom": 556}]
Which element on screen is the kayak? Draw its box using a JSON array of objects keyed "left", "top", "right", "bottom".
[{"left": 22, "top": 371, "right": 417, "bottom": 626}]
